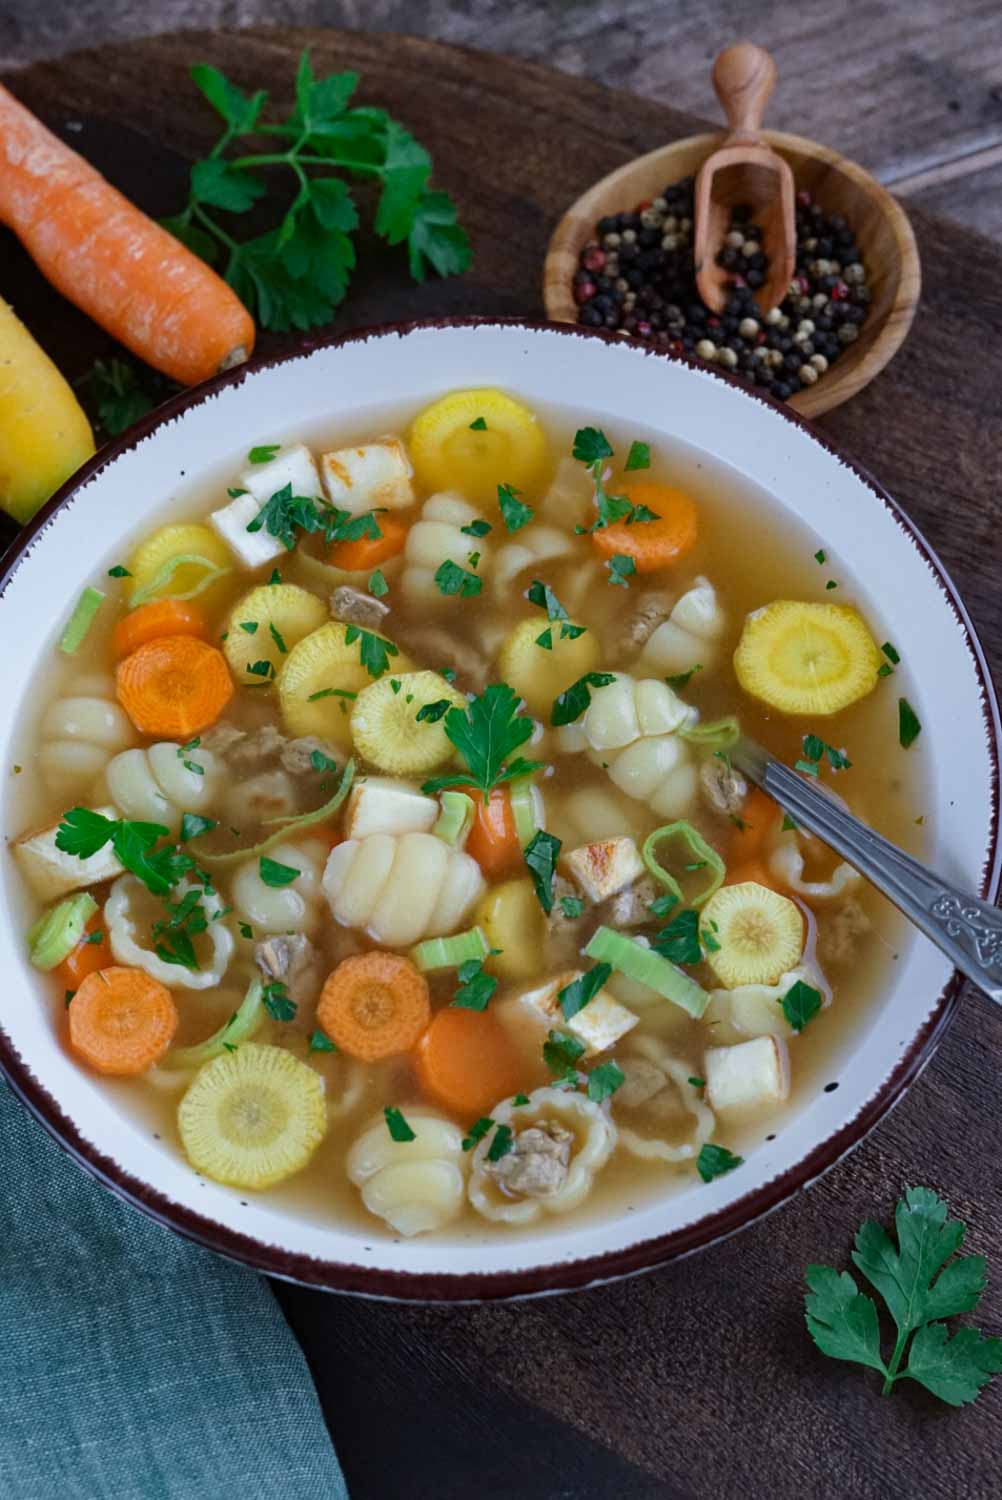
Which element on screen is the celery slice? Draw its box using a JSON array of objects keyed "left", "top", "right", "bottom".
[
  {"left": 509, "top": 775, "right": 541, "bottom": 848},
  {"left": 130, "top": 553, "right": 232, "bottom": 607},
  {"left": 167, "top": 978, "right": 265, "bottom": 1069},
  {"left": 412, "top": 926, "right": 489, "bottom": 973},
  {"left": 433, "top": 790, "right": 475, "bottom": 848},
  {"left": 59, "top": 587, "right": 105, "bottom": 655},
  {"left": 196, "top": 760, "right": 355, "bottom": 866},
  {"left": 27, "top": 892, "right": 98, "bottom": 971},
  {"left": 642, "top": 821, "right": 725, "bottom": 909},
  {"left": 585, "top": 925, "right": 709, "bottom": 1019},
  {"left": 680, "top": 716, "right": 740, "bottom": 750}
]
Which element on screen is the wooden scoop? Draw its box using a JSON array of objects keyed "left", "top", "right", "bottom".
[{"left": 694, "top": 43, "right": 796, "bottom": 315}]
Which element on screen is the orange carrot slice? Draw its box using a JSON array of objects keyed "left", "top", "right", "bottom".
[
  {"left": 465, "top": 788, "right": 523, "bottom": 878},
  {"left": 328, "top": 515, "right": 409, "bottom": 572},
  {"left": 111, "top": 599, "right": 209, "bottom": 661},
  {"left": 54, "top": 912, "right": 112, "bottom": 990},
  {"left": 0, "top": 84, "right": 254, "bottom": 386},
  {"left": 591, "top": 479, "right": 698, "bottom": 574},
  {"left": 316, "top": 952, "right": 430, "bottom": 1061},
  {"left": 416, "top": 1007, "right": 525, "bottom": 1119},
  {"left": 68, "top": 966, "right": 178, "bottom": 1075},
  {"left": 116, "top": 635, "right": 233, "bottom": 738}
]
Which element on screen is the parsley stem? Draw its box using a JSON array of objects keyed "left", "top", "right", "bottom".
[
  {"left": 190, "top": 201, "right": 242, "bottom": 254},
  {"left": 881, "top": 1328, "right": 909, "bottom": 1395}
]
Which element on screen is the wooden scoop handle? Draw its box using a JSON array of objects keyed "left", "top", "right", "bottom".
[{"left": 712, "top": 42, "right": 776, "bottom": 144}]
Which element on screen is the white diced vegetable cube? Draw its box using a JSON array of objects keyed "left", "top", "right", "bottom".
[
  {"left": 321, "top": 437, "right": 414, "bottom": 516},
  {"left": 704, "top": 1035, "right": 789, "bottom": 1116},
  {"left": 519, "top": 971, "right": 638, "bottom": 1056},
  {"left": 211, "top": 444, "right": 323, "bottom": 569},
  {"left": 346, "top": 778, "right": 438, "bottom": 839},
  {"left": 564, "top": 837, "right": 644, "bottom": 904},
  {"left": 14, "top": 806, "right": 124, "bottom": 900}
]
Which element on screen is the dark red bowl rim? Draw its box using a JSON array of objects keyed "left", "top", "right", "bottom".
[{"left": 2, "top": 315, "right": 999, "bottom": 1302}]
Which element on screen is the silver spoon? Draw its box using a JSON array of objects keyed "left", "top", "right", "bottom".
[{"left": 732, "top": 737, "right": 1002, "bottom": 1004}]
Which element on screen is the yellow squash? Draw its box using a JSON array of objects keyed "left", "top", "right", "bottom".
[{"left": 0, "top": 296, "right": 95, "bottom": 523}]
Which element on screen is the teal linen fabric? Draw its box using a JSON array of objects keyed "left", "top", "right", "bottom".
[{"left": 0, "top": 1080, "right": 349, "bottom": 1500}]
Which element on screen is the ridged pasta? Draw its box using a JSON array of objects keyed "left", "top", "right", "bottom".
[
  {"left": 106, "top": 876, "right": 235, "bottom": 989},
  {"left": 579, "top": 674, "right": 696, "bottom": 751},
  {"left": 402, "top": 492, "right": 491, "bottom": 604},
  {"left": 231, "top": 839, "right": 327, "bottom": 937},
  {"left": 615, "top": 1035, "right": 716, "bottom": 1164},
  {"left": 347, "top": 1110, "right": 466, "bottom": 1236},
  {"left": 322, "top": 831, "right": 485, "bottom": 946},
  {"left": 637, "top": 577, "right": 726, "bottom": 676},
  {"left": 607, "top": 734, "right": 698, "bottom": 819},
  {"left": 106, "top": 742, "right": 224, "bottom": 829},
  {"left": 38, "top": 688, "right": 135, "bottom": 800},
  {"left": 491, "top": 524, "right": 575, "bottom": 600},
  {"left": 768, "top": 834, "right": 862, "bottom": 901},
  {"left": 468, "top": 1087, "right": 616, "bottom": 1225},
  {"left": 547, "top": 783, "right": 646, "bottom": 847}
]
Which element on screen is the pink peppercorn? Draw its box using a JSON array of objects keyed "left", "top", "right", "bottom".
[
  {"left": 581, "top": 246, "right": 607, "bottom": 273},
  {"left": 635, "top": 320, "right": 653, "bottom": 339},
  {"left": 829, "top": 280, "right": 849, "bottom": 301},
  {"left": 796, "top": 189, "right": 813, "bottom": 208},
  {"left": 574, "top": 279, "right": 598, "bottom": 304}
]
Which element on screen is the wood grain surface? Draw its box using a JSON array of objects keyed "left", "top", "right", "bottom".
[{"left": 3, "top": 28, "right": 1002, "bottom": 1500}]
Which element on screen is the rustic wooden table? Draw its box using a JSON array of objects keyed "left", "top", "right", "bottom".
[{"left": 3, "top": 24, "right": 1002, "bottom": 1500}]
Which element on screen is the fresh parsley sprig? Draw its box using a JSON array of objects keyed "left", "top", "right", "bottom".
[
  {"left": 164, "top": 51, "right": 471, "bottom": 332},
  {"left": 56, "top": 809, "right": 194, "bottom": 897},
  {"left": 420, "top": 684, "right": 544, "bottom": 796},
  {"left": 571, "top": 427, "right": 658, "bottom": 532},
  {"left": 805, "top": 1187, "right": 1002, "bottom": 1406}
]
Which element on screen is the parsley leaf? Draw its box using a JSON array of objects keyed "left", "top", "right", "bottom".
[
  {"left": 420, "top": 683, "right": 543, "bottom": 796},
  {"left": 434, "top": 559, "right": 482, "bottom": 597},
  {"left": 649, "top": 892, "right": 679, "bottom": 919},
  {"left": 665, "top": 664, "right": 702, "bottom": 690},
  {"left": 524, "top": 830, "right": 562, "bottom": 915},
  {"left": 461, "top": 518, "right": 492, "bottom": 538},
  {"left": 497, "top": 483, "right": 534, "bottom": 533},
  {"left": 248, "top": 444, "right": 280, "bottom": 464},
  {"left": 550, "top": 671, "right": 616, "bottom": 727},
  {"left": 543, "top": 1028, "right": 586, "bottom": 1083},
  {"left": 560, "top": 895, "right": 584, "bottom": 919},
  {"left": 899, "top": 698, "right": 922, "bottom": 749},
  {"left": 697, "top": 1144, "right": 744, "bottom": 1183},
  {"left": 344, "top": 624, "right": 398, "bottom": 678},
  {"left": 607, "top": 553, "right": 636, "bottom": 588},
  {"left": 801, "top": 733, "right": 852, "bottom": 772},
  {"left": 782, "top": 979, "right": 823, "bottom": 1032},
  {"left": 55, "top": 809, "right": 193, "bottom": 898},
  {"left": 180, "top": 813, "right": 216, "bottom": 844},
  {"left": 308, "top": 1028, "right": 337, "bottom": 1053},
  {"left": 452, "top": 958, "right": 498, "bottom": 1011},
  {"left": 368, "top": 568, "right": 389, "bottom": 597},
  {"left": 805, "top": 1187, "right": 1002, "bottom": 1405},
  {"left": 624, "top": 440, "right": 651, "bottom": 471},
  {"left": 384, "top": 1105, "right": 416, "bottom": 1142},
  {"left": 259, "top": 856, "right": 300, "bottom": 887},
  {"left": 651, "top": 908, "right": 702, "bottom": 966},
  {"left": 558, "top": 963, "right": 611, "bottom": 1021},
  {"left": 81, "top": 358, "right": 160, "bottom": 437},
  {"left": 462, "top": 1116, "right": 494, "bottom": 1151},
  {"left": 262, "top": 981, "right": 297, "bottom": 1022},
  {"left": 882, "top": 641, "right": 901, "bottom": 665},
  {"left": 107, "top": 564, "right": 132, "bottom": 578},
  {"left": 572, "top": 427, "right": 614, "bottom": 464},
  {"left": 486, "top": 1123, "right": 514, "bottom": 1163},
  {"left": 587, "top": 1061, "right": 625, "bottom": 1102},
  {"left": 469, "top": 416, "right": 488, "bottom": 431},
  {"left": 415, "top": 698, "right": 451, "bottom": 724},
  {"left": 245, "top": 483, "right": 320, "bottom": 550}
]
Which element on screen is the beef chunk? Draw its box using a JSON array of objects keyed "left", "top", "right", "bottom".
[
  {"left": 488, "top": 1121, "right": 573, "bottom": 1199},
  {"left": 699, "top": 756, "right": 748, "bottom": 817},
  {"left": 619, "top": 591, "right": 671, "bottom": 653},
  {"left": 330, "top": 585, "right": 390, "bottom": 630},
  {"left": 254, "top": 934, "right": 323, "bottom": 1009},
  {"left": 227, "top": 724, "right": 286, "bottom": 773},
  {"left": 606, "top": 876, "right": 659, "bottom": 927},
  {"left": 279, "top": 736, "right": 339, "bottom": 777},
  {"left": 199, "top": 722, "right": 247, "bottom": 757}
]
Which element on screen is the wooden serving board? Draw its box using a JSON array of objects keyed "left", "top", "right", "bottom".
[{"left": 4, "top": 28, "right": 1002, "bottom": 1500}]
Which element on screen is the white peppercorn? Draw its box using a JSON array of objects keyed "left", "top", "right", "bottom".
[
  {"left": 603, "top": 232, "right": 621, "bottom": 249},
  {"left": 812, "top": 293, "right": 829, "bottom": 309},
  {"left": 725, "top": 229, "right": 745, "bottom": 248},
  {"left": 640, "top": 209, "right": 664, "bottom": 230},
  {"left": 809, "top": 354, "right": 829, "bottom": 373},
  {"left": 837, "top": 324, "right": 859, "bottom": 345},
  {"left": 739, "top": 317, "right": 760, "bottom": 337},
  {"left": 679, "top": 217, "right": 692, "bottom": 232},
  {"left": 797, "top": 319, "right": 816, "bottom": 335},
  {"left": 799, "top": 363, "right": 819, "bottom": 385},
  {"left": 614, "top": 277, "right": 629, "bottom": 293},
  {"left": 717, "top": 347, "right": 739, "bottom": 369},
  {"left": 695, "top": 338, "right": 717, "bottom": 360},
  {"left": 661, "top": 234, "right": 680, "bottom": 251},
  {"left": 741, "top": 240, "right": 760, "bottom": 257},
  {"left": 621, "top": 229, "right": 637, "bottom": 244},
  {"left": 663, "top": 214, "right": 678, "bottom": 232},
  {"left": 766, "top": 307, "right": 783, "bottom": 325},
  {"left": 843, "top": 262, "right": 865, "bottom": 284},
  {"left": 652, "top": 196, "right": 668, "bottom": 212}
]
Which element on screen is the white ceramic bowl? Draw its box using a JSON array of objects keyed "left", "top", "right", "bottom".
[{"left": 1, "top": 320, "right": 998, "bottom": 1300}]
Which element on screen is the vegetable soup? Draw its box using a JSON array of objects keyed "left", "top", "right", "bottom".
[{"left": 8, "top": 387, "right": 924, "bottom": 1240}]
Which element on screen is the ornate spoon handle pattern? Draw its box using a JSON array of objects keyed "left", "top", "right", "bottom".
[{"left": 733, "top": 738, "right": 1002, "bottom": 1005}]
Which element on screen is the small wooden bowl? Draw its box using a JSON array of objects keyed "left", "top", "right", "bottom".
[{"left": 543, "top": 130, "right": 921, "bottom": 418}]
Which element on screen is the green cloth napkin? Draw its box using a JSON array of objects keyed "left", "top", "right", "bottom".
[{"left": 0, "top": 1079, "right": 349, "bottom": 1500}]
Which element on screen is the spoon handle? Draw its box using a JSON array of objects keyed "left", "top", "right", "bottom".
[
  {"left": 733, "top": 737, "right": 1002, "bottom": 1005},
  {"left": 712, "top": 42, "right": 777, "bottom": 143}
]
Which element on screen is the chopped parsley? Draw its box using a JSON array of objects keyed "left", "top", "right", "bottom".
[
  {"left": 248, "top": 443, "right": 280, "bottom": 464},
  {"left": 814, "top": 548, "right": 826, "bottom": 564},
  {"left": 882, "top": 641, "right": 901, "bottom": 665},
  {"left": 665, "top": 664, "right": 702, "bottom": 690},
  {"left": 246, "top": 659, "right": 275, "bottom": 679},
  {"left": 469, "top": 416, "right": 488, "bottom": 431},
  {"left": 781, "top": 814, "right": 800, "bottom": 833},
  {"left": 524, "top": 830, "right": 562, "bottom": 915},
  {"left": 697, "top": 1144, "right": 744, "bottom": 1183},
  {"left": 559, "top": 895, "right": 584, "bottom": 919},
  {"left": 550, "top": 670, "right": 616, "bottom": 727},
  {"left": 308, "top": 1029, "right": 338, "bottom": 1054},
  {"left": 899, "top": 698, "right": 922, "bottom": 748},
  {"left": 651, "top": 908, "right": 702, "bottom": 966},
  {"left": 526, "top": 579, "right": 585, "bottom": 644},
  {"left": 267, "top": 568, "right": 281, "bottom": 585},
  {"left": 460, "top": 518, "right": 492, "bottom": 537},
  {"left": 462, "top": 1116, "right": 495, "bottom": 1151},
  {"left": 55, "top": 808, "right": 193, "bottom": 898},
  {"left": 152, "top": 887, "right": 208, "bottom": 972},
  {"left": 452, "top": 958, "right": 498, "bottom": 1011},
  {"left": 239, "top": 620, "right": 259, "bottom": 634},
  {"left": 558, "top": 963, "right": 611, "bottom": 1022},
  {"left": 310, "top": 749, "right": 338, "bottom": 774},
  {"left": 486, "top": 1123, "right": 514, "bottom": 1162},
  {"left": 801, "top": 733, "right": 852, "bottom": 772},
  {"left": 648, "top": 891, "right": 679, "bottom": 919},
  {"left": 624, "top": 440, "right": 651, "bottom": 471},
  {"left": 415, "top": 698, "right": 452, "bottom": 724},
  {"left": 238, "top": 921, "right": 254, "bottom": 940},
  {"left": 262, "top": 981, "right": 297, "bottom": 1022},
  {"left": 688, "top": 1076, "right": 706, "bottom": 1089},
  {"left": 587, "top": 1061, "right": 625, "bottom": 1102},
  {"left": 107, "top": 564, "right": 131, "bottom": 578},
  {"left": 308, "top": 686, "right": 356, "bottom": 702},
  {"left": 384, "top": 1106, "right": 416, "bottom": 1143},
  {"left": 269, "top": 621, "right": 288, "bottom": 654},
  {"left": 180, "top": 813, "right": 216, "bottom": 843},
  {"left": 571, "top": 426, "right": 657, "bottom": 530},
  {"left": 344, "top": 624, "right": 398, "bottom": 678},
  {"left": 368, "top": 568, "right": 389, "bottom": 597},
  {"left": 497, "top": 482, "right": 534, "bottom": 533},
  {"left": 434, "top": 559, "right": 482, "bottom": 597},
  {"left": 781, "top": 979, "right": 823, "bottom": 1032},
  {"left": 543, "top": 1028, "right": 586, "bottom": 1083},
  {"left": 512, "top": 1093, "right": 530, "bottom": 1106},
  {"left": 258, "top": 855, "right": 300, "bottom": 887}
]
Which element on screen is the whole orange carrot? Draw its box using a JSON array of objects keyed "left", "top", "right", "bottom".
[{"left": 0, "top": 84, "right": 255, "bottom": 386}]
